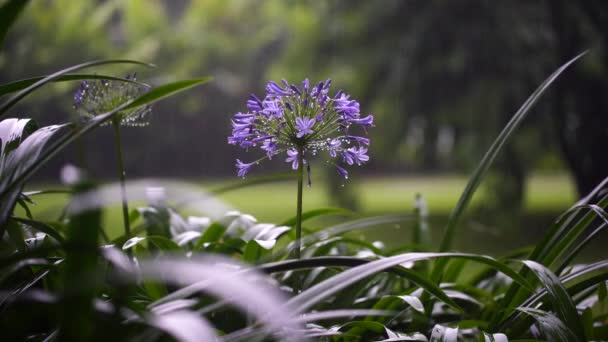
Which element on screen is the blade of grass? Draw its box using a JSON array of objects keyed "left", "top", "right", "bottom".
[{"left": 437, "top": 51, "right": 586, "bottom": 254}]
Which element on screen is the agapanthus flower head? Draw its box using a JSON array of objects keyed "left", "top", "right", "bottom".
[
  {"left": 228, "top": 78, "right": 374, "bottom": 180},
  {"left": 73, "top": 74, "right": 152, "bottom": 127}
]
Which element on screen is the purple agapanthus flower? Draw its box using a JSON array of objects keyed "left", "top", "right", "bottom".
[
  {"left": 228, "top": 78, "right": 374, "bottom": 180},
  {"left": 285, "top": 149, "right": 301, "bottom": 170},
  {"left": 295, "top": 116, "right": 315, "bottom": 138},
  {"left": 236, "top": 159, "right": 255, "bottom": 177},
  {"left": 342, "top": 146, "right": 370, "bottom": 166},
  {"left": 73, "top": 73, "right": 151, "bottom": 127}
]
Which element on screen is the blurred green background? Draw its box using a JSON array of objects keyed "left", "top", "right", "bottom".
[{"left": 4, "top": 0, "right": 608, "bottom": 257}]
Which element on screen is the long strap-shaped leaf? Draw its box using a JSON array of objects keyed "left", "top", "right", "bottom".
[
  {"left": 0, "top": 59, "right": 155, "bottom": 117},
  {"left": 0, "top": 77, "right": 212, "bottom": 201},
  {"left": 437, "top": 51, "right": 586, "bottom": 254},
  {"left": 493, "top": 182, "right": 608, "bottom": 328},
  {"left": 552, "top": 203, "right": 608, "bottom": 273},
  {"left": 285, "top": 252, "right": 532, "bottom": 314},
  {"left": 534, "top": 183, "right": 608, "bottom": 269},
  {"left": 260, "top": 256, "right": 460, "bottom": 312},
  {"left": 266, "top": 214, "right": 412, "bottom": 261},
  {"left": 516, "top": 307, "right": 579, "bottom": 342},
  {"left": 0, "top": 74, "right": 149, "bottom": 96},
  {"left": 518, "top": 260, "right": 585, "bottom": 340},
  {"left": 499, "top": 260, "right": 608, "bottom": 335}
]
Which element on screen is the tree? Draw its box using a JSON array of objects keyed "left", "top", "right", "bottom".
[{"left": 275, "top": 0, "right": 608, "bottom": 206}]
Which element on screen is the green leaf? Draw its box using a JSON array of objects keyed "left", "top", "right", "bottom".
[
  {"left": 12, "top": 217, "right": 65, "bottom": 244},
  {"left": 0, "top": 74, "right": 148, "bottom": 97},
  {"left": 122, "top": 236, "right": 181, "bottom": 252},
  {"left": 0, "top": 117, "right": 37, "bottom": 157},
  {"left": 366, "top": 295, "right": 425, "bottom": 324},
  {"left": 0, "top": 119, "right": 64, "bottom": 228},
  {"left": 242, "top": 240, "right": 269, "bottom": 264},
  {"left": 296, "top": 309, "right": 396, "bottom": 323},
  {"left": 443, "top": 259, "right": 468, "bottom": 283},
  {"left": 193, "top": 223, "right": 225, "bottom": 250},
  {"left": 147, "top": 236, "right": 182, "bottom": 252},
  {"left": 279, "top": 207, "right": 352, "bottom": 227},
  {"left": 430, "top": 325, "right": 458, "bottom": 342},
  {"left": 516, "top": 307, "right": 578, "bottom": 342},
  {"left": 336, "top": 321, "right": 410, "bottom": 341},
  {"left": 0, "top": 0, "right": 30, "bottom": 47},
  {"left": 599, "top": 281, "right": 607, "bottom": 301},
  {"left": 123, "top": 77, "right": 213, "bottom": 110},
  {"left": 304, "top": 236, "right": 383, "bottom": 258},
  {"left": 15, "top": 197, "right": 32, "bottom": 219},
  {"left": 128, "top": 208, "right": 141, "bottom": 225},
  {"left": 395, "top": 295, "right": 425, "bottom": 314},
  {"left": 0, "top": 257, "right": 51, "bottom": 285},
  {"left": 481, "top": 332, "right": 508, "bottom": 342},
  {"left": 519, "top": 260, "right": 585, "bottom": 340},
  {"left": 338, "top": 320, "right": 387, "bottom": 334},
  {"left": 582, "top": 307, "right": 594, "bottom": 341},
  {"left": 274, "top": 214, "right": 413, "bottom": 258},
  {"left": 456, "top": 321, "right": 489, "bottom": 330},
  {"left": 283, "top": 252, "right": 532, "bottom": 313},
  {"left": 436, "top": 51, "right": 586, "bottom": 253},
  {"left": 260, "top": 255, "right": 461, "bottom": 312},
  {"left": 499, "top": 260, "right": 608, "bottom": 335},
  {"left": 378, "top": 333, "right": 428, "bottom": 341},
  {"left": 145, "top": 310, "right": 218, "bottom": 342},
  {"left": 6, "top": 218, "right": 25, "bottom": 252},
  {"left": 551, "top": 203, "right": 608, "bottom": 273},
  {"left": 0, "top": 59, "right": 154, "bottom": 117},
  {"left": 495, "top": 183, "right": 608, "bottom": 329},
  {"left": 59, "top": 181, "right": 101, "bottom": 341}
]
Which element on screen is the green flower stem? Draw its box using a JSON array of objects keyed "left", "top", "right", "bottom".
[
  {"left": 295, "top": 145, "right": 304, "bottom": 260},
  {"left": 112, "top": 119, "right": 131, "bottom": 237}
]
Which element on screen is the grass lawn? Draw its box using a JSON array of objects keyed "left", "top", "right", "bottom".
[
  {"left": 20, "top": 173, "right": 576, "bottom": 234},
  {"left": 22, "top": 172, "right": 607, "bottom": 260}
]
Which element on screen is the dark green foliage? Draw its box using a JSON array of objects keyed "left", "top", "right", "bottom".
[
  {"left": 0, "top": 11, "right": 606, "bottom": 341},
  {"left": 0, "top": 0, "right": 29, "bottom": 47}
]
